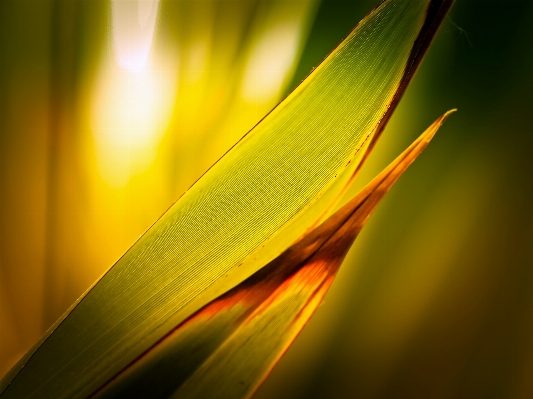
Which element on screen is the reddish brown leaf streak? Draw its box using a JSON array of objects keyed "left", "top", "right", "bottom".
[
  {"left": 245, "top": 259, "right": 336, "bottom": 324},
  {"left": 302, "top": 0, "right": 455, "bottom": 235},
  {"left": 350, "top": 0, "right": 455, "bottom": 181}
]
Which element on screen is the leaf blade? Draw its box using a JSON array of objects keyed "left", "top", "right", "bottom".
[
  {"left": 92, "top": 110, "right": 455, "bottom": 399},
  {"left": 0, "top": 1, "right": 454, "bottom": 397}
]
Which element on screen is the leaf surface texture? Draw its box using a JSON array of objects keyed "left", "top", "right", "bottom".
[{"left": 94, "top": 111, "right": 455, "bottom": 399}]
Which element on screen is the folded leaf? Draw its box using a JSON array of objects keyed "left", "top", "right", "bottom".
[
  {"left": 0, "top": 0, "right": 454, "bottom": 397},
  {"left": 92, "top": 111, "right": 455, "bottom": 399}
]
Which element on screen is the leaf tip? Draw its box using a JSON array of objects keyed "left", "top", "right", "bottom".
[{"left": 421, "top": 108, "right": 456, "bottom": 144}]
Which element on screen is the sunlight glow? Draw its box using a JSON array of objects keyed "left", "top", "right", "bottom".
[
  {"left": 91, "top": 0, "right": 177, "bottom": 186},
  {"left": 111, "top": 0, "right": 160, "bottom": 73},
  {"left": 241, "top": 21, "right": 302, "bottom": 103}
]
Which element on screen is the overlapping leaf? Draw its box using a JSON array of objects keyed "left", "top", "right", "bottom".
[
  {"left": 0, "top": 0, "right": 454, "bottom": 397},
  {"left": 92, "top": 111, "right": 455, "bottom": 399}
]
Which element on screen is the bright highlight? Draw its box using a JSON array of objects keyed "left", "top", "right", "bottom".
[
  {"left": 111, "top": 0, "right": 160, "bottom": 73},
  {"left": 241, "top": 21, "right": 302, "bottom": 103},
  {"left": 91, "top": 0, "right": 177, "bottom": 186}
]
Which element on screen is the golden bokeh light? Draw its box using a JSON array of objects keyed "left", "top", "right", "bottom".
[
  {"left": 241, "top": 20, "right": 303, "bottom": 103},
  {"left": 91, "top": 0, "right": 177, "bottom": 186},
  {"left": 111, "top": 0, "right": 160, "bottom": 73}
]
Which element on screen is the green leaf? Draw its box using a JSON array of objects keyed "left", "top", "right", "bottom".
[
  {"left": 0, "top": 0, "right": 454, "bottom": 397},
  {"left": 92, "top": 110, "right": 455, "bottom": 399}
]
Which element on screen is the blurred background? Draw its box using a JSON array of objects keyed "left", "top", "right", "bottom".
[{"left": 1, "top": 0, "right": 532, "bottom": 398}]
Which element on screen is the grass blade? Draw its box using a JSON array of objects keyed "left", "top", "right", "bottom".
[
  {"left": 93, "top": 111, "right": 455, "bottom": 399},
  {"left": 0, "top": 0, "right": 453, "bottom": 397}
]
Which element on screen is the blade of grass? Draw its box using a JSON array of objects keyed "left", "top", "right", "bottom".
[
  {"left": 0, "top": 0, "right": 454, "bottom": 397},
  {"left": 93, "top": 111, "right": 455, "bottom": 399}
]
